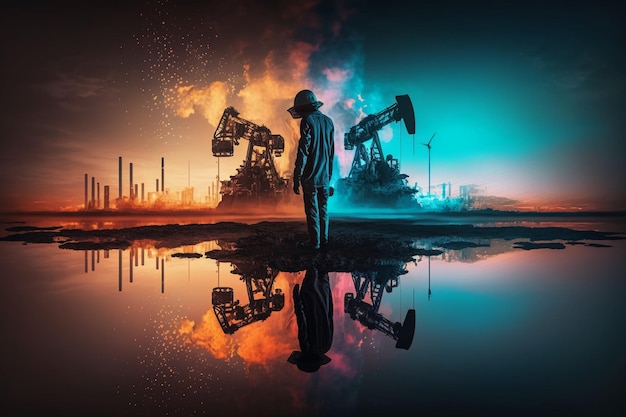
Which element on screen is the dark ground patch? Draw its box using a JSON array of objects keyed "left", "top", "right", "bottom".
[{"left": 3, "top": 218, "right": 623, "bottom": 272}]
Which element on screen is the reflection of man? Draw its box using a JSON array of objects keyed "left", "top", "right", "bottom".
[
  {"left": 288, "top": 268, "right": 333, "bottom": 372},
  {"left": 288, "top": 89, "right": 335, "bottom": 250}
]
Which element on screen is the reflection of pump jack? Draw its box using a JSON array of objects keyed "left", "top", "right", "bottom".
[
  {"left": 344, "top": 264, "right": 416, "bottom": 349},
  {"left": 211, "top": 261, "right": 285, "bottom": 334}
]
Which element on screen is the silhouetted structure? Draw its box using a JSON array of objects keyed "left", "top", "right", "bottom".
[
  {"left": 288, "top": 268, "right": 334, "bottom": 372},
  {"left": 211, "top": 107, "right": 294, "bottom": 209},
  {"left": 344, "top": 263, "right": 416, "bottom": 349},
  {"left": 211, "top": 260, "right": 284, "bottom": 334},
  {"left": 334, "top": 94, "right": 420, "bottom": 208}
]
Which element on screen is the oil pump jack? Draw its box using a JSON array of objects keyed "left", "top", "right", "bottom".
[
  {"left": 344, "top": 263, "right": 416, "bottom": 349},
  {"left": 211, "top": 107, "right": 292, "bottom": 209},
  {"left": 334, "top": 94, "right": 420, "bottom": 208},
  {"left": 211, "top": 260, "right": 285, "bottom": 334}
]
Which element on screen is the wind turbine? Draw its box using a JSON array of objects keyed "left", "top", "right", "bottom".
[{"left": 422, "top": 132, "right": 436, "bottom": 196}]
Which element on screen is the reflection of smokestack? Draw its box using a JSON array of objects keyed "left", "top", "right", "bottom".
[
  {"left": 84, "top": 173, "right": 88, "bottom": 209},
  {"left": 129, "top": 162, "right": 133, "bottom": 200},
  {"left": 118, "top": 156, "right": 122, "bottom": 199},
  {"left": 118, "top": 249, "right": 122, "bottom": 292},
  {"left": 161, "top": 157, "right": 164, "bottom": 192}
]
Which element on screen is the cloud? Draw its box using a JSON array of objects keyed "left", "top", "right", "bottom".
[{"left": 43, "top": 73, "right": 111, "bottom": 100}]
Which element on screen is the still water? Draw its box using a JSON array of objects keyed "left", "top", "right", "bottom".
[{"left": 2, "top": 215, "right": 625, "bottom": 417}]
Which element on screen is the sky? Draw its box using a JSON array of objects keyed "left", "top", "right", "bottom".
[{"left": 1, "top": 0, "right": 624, "bottom": 212}]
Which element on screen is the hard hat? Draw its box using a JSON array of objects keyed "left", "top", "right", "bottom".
[
  {"left": 287, "top": 350, "right": 331, "bottom": 373},
  {"left": 287, "top": 89, "right": 323, "bottom": 119}
]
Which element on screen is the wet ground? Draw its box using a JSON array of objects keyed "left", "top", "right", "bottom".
[
  {"left": 3, "top": 215, "right": 625, "bottom": 272},
  {"left": 2, "top": 211, "right": 626, "bottom": 416}
]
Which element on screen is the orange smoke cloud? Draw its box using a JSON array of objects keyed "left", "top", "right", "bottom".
[
  {"left": 178, "top": 272, "right": 300, "bottom": 366},
  {"left": 232, "top": 272, "right": 297, "bottom": 368},
  {"left": 172, "top": 81, "right": 230, "bottom": 125},
  {"left": 287, "top": 41, "right": 318, "bottom": 80},
  {"left": 179, "top": 311, "right": 234, "bottom": 360},
  {"left": 236, "top": 45, "right": 316, "bottom": 174},
  {"left": 169, "top": 25, "right": 367, "bottom": 180}
]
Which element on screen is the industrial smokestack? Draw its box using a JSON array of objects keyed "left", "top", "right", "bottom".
[
  {"left": 161, "top": 157, "right": 164, "bottom": 192},
  {"left": 84, "top": 173, "right": 88, "bottom": 209},
  {"left": 118, "top": 156, "right": 122, "bottom": 200},
  {"left": 91, "top": 176, "right": 95, "bottom": 208},
  {"left": 129, "top": 162, "right": 133, "bottom": 200},
  {"left": 104, "top": 185, "right": 110, "bottom": 209}
]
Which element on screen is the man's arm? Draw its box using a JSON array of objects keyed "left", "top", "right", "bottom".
[
  {"left": 293, "top": 120, "right": 312, "bottom": 194},
  {"left": 330, "top": 122, "right": 335, "bottom": 182}
]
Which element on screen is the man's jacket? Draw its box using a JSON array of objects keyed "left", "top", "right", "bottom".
[{"left": 294, "top": 110, "right": 335, "bottom": 187}]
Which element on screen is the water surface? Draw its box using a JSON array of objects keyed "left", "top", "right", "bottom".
[{"left": 1, "top": 215, "right": 625, "bottom": 416}]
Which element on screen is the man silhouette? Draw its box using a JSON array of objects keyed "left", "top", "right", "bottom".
[
  {"left": 288, "top": 268, "right": 334, "bottom": 372},
  {"left": 288, "top": 89, "right": 335, "bottom": 250}
]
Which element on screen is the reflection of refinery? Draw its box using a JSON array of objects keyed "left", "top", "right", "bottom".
[{"left": 82, "top": 242, "right": 219, "bottom": 293}]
